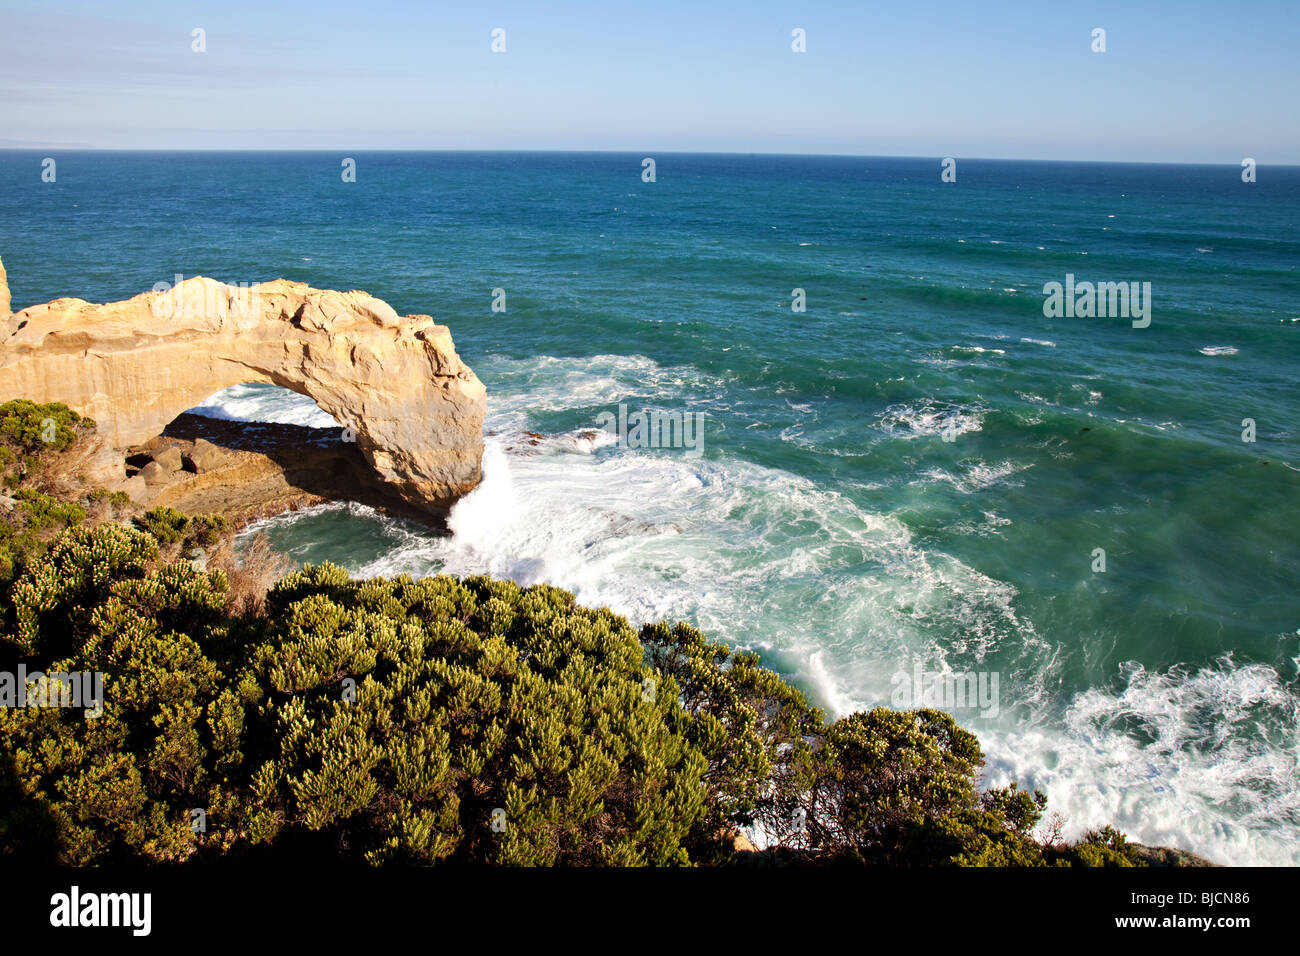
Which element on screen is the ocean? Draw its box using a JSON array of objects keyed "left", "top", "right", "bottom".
[{"left": 2, "top": 150, "right": 1297, "bottom": 865}]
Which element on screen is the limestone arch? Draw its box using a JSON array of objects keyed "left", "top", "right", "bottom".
[{"left": 0, "top": 274, "right": 485, "bottom": 515}]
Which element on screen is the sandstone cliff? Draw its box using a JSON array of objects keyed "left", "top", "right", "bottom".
[
  {"left": 0, "top": 270, "right": 485, "bottom": 517},
  {"left": 0, "top": 257, "right": 10, "bottom": 319}
]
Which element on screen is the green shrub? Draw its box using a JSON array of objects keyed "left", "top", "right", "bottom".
[
  {"left": 0, "top": 524, "right": 228, "bottom": 863},
  {"left": 136, "top": 507, "right": 191, "bottom": 545},
  {"left": 136, "top": 507, "right": 230, "bottom": 552},
  {"left": 0, "top": 399, "right": 90, "bottom": 454},
  {"left": 1048, "top": 824, "right": 1140, "bottom": 867},
  {"left": 239, "top": 570, "right": 709, "bottom": 865},
  {"left": 640, "top": 619, "right": 824, "bottom": 862}
]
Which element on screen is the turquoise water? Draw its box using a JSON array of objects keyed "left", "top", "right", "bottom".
[{"left": 2, "top": 151, "right": 1298, "bottom": 864}]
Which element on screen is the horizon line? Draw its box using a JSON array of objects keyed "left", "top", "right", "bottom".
[{"left": 0, "top": 147, "right": 1294, "bottom": 168}]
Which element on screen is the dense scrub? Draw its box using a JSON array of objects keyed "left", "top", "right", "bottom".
[{"left": 0, "top": 400, "right": 1152, "bottom": 866}]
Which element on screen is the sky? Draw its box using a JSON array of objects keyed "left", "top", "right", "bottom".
[{"left": 1, "top": 0, "right": 1297, "bottom": 162}]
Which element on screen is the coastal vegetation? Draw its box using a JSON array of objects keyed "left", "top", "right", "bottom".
[{"left": 0, "top": 401, "right": 1170, "bottom": 866}]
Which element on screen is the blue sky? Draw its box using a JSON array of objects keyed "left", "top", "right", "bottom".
[{"left": 1, "top": 0, "right": 1296, "bottom": 162}]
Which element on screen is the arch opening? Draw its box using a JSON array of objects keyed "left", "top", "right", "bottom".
[{"left": 122, "top": 383, "right": 389, "bottom": 524}]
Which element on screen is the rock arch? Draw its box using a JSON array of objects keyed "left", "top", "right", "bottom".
[{"left": 0, "top": 268, "right": 485, "bottom": 515}]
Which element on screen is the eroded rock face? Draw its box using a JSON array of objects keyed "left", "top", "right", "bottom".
[
  {"left": 0, "top": 257, "right": 10, "bottom": 319},
  {"left": 0, "top": 273, "right": 485, "bottom": 515}
]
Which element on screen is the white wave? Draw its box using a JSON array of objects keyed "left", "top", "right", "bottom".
[
  {"left": 1199, "top": 346, "right": 1239, "bottom": 356},
  {"left": 950, "top": 510, "right": 1013, "bottom": 537},
  {"left": 1019, "top": 337, "right": 1057, "bottom": 348},
  {"left": 983, "top": 656, "right": 1300, "bottom": 866},
  {"left": 446, "top": 442, "right": 516, "bottom": 550},
  {"left": 1017, "top": 391, "right": 1058, "bottom": 407},
  {"left": 802, "top": 650, "right": 868, "bottom": 716},
  {"left": 186, "top": 382, "right": 340, "bottom": 429},
  {"left": 480, "top": 353, "right": 729, "bottom": 429},
  {"left": 918, "top": 460, "right": 1029, "bottom": 494},
  {"left": 877, "top": 400, "right": 985, "bottom": 439}
]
